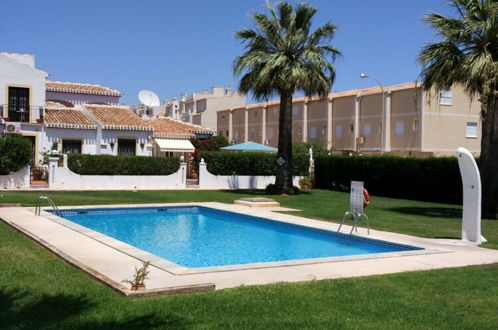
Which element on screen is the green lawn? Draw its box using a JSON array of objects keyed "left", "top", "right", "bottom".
[
  {"left": 1, "top": 189, "right": 497, "bottom": 249},
  {"left": 1, "top": 189, "right": 498, "bottom": 329},
  {"left": 0, "top": 220, "right": 497, "bottom": 329}
]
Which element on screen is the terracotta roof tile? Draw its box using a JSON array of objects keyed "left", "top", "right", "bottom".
[
  {"left": 148, "top": 117, "right": 214, "bottom": 138},
  {"left": 46, "top": 81, "right": 122, "bottom": 97},
  {"left": 44, "top": 107, "right": 97, "bottom": 129},
  {"left": 84, "top": 104, "right": 152, "bottom": 131}
]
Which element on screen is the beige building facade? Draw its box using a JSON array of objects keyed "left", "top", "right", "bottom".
[
  {"left": 217, "top": 82, "right": 481, "bottom": 156},
  {"left": 165, "top": 86, "right": 245, "bottom": 131}
]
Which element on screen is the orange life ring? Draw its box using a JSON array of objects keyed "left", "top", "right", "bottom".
[{"left": 363, "top": 188, "right": 370, "bottom": 209}]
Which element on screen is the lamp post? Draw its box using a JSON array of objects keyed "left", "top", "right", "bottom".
[{"left": 360, "top": 73, "right": 385, "bottom": 155}]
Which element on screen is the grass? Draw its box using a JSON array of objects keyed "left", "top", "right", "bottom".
[
  {"left": 1, "top": 220, "right": 498, "bottom": 329},
  {"left": 1, "top": 189, "right": 497, "bottom": 249}
]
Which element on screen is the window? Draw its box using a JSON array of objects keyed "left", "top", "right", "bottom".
[
  {"left": 413, "top": 119, "right": 420, "bottom": 132},
  {"left": 219, "top": 131, "right": 223, "bottom": 136},
  {"left": 322, "top": 125, "right": 327, "bottom": 135},
  {"left": 250, "top": 129, "right": 255, "bottom": 140},
  {"left": 439, "top": 89, "right": 452, "bottom": 105},
  {"left": 8, "top": 87, "right": 30, "bottom": 122},
  {"left": 268, "top": 127, "right": 274, "bottom": 140},
  {"left": 349, "top": 124, "right": 354, "bottom": 133},
  {"left": 466, "top": 122, "right": 478, "bottom": 138},
  {"left": 273, "top": 108, "right": 278, "bottom": 115},
  {"left": 363, "top": 123, "right": 372, "bottom": 137},
  {"left": 292, "top": 106, "right": 299, "bottom": 116},
  {"left": 310, "top": 127, "right": 317, "bottom": 139},
  {"left": 62, "top": 140, "right": 82, "bottom": 154},
  {"left": 254, "top": 110, "right": 258, "bottom": 117},
  {"left": 117, "top": 139, "right": 136, "bottom": 156},
  {"left": 395, "top": 122, "right": 404, "bottom": 136},
  {"left": 299, "top": 125, "right": 302, "bottom": 136},
  {"left": 335, "top": 125, "right": 343, "bottom": 138},
  {"left": 226, "top": 130, "right": 229, "bottom": 137}
]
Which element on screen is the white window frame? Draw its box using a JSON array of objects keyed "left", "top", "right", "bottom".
[
  {"left": 439, "top": 89, "right": 452, "bottom": 105},
  {"left": 310, "top": 126, "right": 317, "bottom": 139},
  {"left": 395, "top": 122, "right": 404, "bottom": 136},
  {"left": 363, "top": 123, "right": 372, "bottom": 137},
  {"left": 335, "top": 125, "right": 343, "bottom": 138},
  {"left": 466, "top": 122, "right": 478, "bottom": 138}
]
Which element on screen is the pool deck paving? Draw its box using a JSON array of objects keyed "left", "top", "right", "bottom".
[{"left": 1, "top": 202, "right": 498, "bottom": 296}]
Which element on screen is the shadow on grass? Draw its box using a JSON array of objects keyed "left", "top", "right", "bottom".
[
  {"left": 387, "top": 206, "right": 462, "bottom": 219},
  {"left": 0, "top": 287, "right": 189, "bottom": 330},
  {"left": 221, "top": 189, "right": 312, "bottom": 196}
]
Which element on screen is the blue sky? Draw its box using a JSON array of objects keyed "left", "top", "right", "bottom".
[{"left": 0, "top": 0, "right": 453, "bottom": 105}]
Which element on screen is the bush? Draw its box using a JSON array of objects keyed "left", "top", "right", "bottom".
[
  {"left": 200, "top": 151, "right": 309, "bottom": 176},
  {"left": 314, "top": 155, "right": 463, "bottom": 204},
  {"left": 0, "top": 134, "right": 32, "bottom": 174},
  {"left": 68, "top": 154, "right": 180, "bottom": 175}
]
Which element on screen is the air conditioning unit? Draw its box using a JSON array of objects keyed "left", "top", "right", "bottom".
[
  {"left": 4, "top": 122, "right": 21, "bottom": 134},
  {"left": 357, "top": 136, "right": 365, "bottom": 145}
]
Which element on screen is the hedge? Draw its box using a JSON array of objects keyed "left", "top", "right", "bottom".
[
  {"left": 200, "top": 151, "right": 309, "bottom": 176},
  {"left": 314, "top": 155, "right": 463, "bottom": 205},
  {"left": 68, "top": 154, "right": 180, "bottom": 176},
  {"left": 0, "top": 134, "right": 32, "bottom": 175}
]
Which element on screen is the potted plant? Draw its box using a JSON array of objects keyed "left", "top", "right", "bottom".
[
  {"left": 299, "top": 176, "right": 312, "bottom": 190},
  {"left": 31, "top": 167, "right": 44, "bottom": 181},
  {"left": 122, "top": 261, "right": 151, "bottom": 291}
]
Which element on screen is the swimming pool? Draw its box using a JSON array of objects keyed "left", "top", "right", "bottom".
[{"left": 54, "top": 206, "right": 422, "bottom": 268}]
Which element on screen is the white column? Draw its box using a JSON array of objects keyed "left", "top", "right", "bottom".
[
  {"left": 228, "top": 110, "right": 233, "bottom": 142},
  {"left": 244, "top": 109, "right": 249, "bottom": 142},
  {"left": 354, "top": 95, "right": 361, "bottom": 152},
  {"left": 261, "top": 106, "right": 267, "bottom": 144},
  {"left": 302, "top": 100, "right": 308, "bottom": 142},
  {"left": 327, "top": 98, "right": 333, "bottom": 150},
  {"left": 384, "top": 92, "right": 391, "bottom": 152}
]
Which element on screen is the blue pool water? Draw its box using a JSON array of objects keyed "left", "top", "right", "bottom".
[{"left": 55, "top": 206, "right": 422, "bottom": 268}]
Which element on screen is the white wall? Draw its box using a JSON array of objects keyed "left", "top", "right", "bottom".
[
  {"left": 0, "top": 53, "right": 47, "bottom": 121},
  {"left": 46, "top": 91, "right": 120, "bottom": 106},
  {"left": 0, "top": 167, "right": 30, "bottom": 189},
  {"left": 198, "top": 161, "right": 301, "bottom": 189},
  {"left": 100, "top": 130, "right": 152, "bottom": 156},
  {"left": 48, "top": 157, "right": 186, "bottom": 190},
  {"left": 45, "top": 128, "right": 98, "bottom": 154}
]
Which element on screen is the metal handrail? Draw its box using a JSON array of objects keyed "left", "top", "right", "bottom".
[
  {"left": 35, "top": 196, "right": 61, "bottom": 217},
  {"left": 337, "top": 211, "right": 370, "bottom": 235}
]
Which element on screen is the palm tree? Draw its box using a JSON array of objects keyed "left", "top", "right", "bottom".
[
  {"left": 234, "top": 1, "right": 340, "bottom": 193},
  {"left": 419, "top": 0, "right": 498, "bottom": 219}
]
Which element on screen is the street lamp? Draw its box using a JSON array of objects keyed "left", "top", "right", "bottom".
[{"left": 360, "top": 73, "right": 385, "bottom": 155}]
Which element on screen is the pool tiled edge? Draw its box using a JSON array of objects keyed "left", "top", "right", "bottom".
[{"left": 1, "top": 202, "right": 498, "bottom": 295}]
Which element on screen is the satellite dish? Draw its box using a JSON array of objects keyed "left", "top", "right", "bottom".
[{"left": 138, "top": 90, "right": 160, "bottom": 107}]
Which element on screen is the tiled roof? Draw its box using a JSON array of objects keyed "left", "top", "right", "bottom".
[
  {"left": 84, "top": 104, "right": 152, "bottom": 131},
  {"left": 44, "top": 107, "right": 97, "bottom": 129},
  {"left": 148, "top": 117, "right": 214, "bottom": 138},
  {"left": 46, "top": 81, "right": 123, "bottom": 97}
]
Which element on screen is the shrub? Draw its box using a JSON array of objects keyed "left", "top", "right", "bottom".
[
  {"left": 200, "top": 151, "right": 309, "bottom": 176},
  {"left": 208, "top": 135, "right": 229, "bottom": 150},
  {"left": 68, "top": 154, "right": 180, "bottom": 175},
  {"left": 0, "top": 134, "right": 32, "bottom": 174},
  {"left": 314, "top": 155, "right": 463, "bottom": 204}
]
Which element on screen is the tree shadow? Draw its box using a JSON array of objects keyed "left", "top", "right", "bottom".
[
  {"left": 0, "top": 287, "right": 190, "bottom": 330},
  {"left": 387, "top": 206, "right": 462, "bottom": 219}
]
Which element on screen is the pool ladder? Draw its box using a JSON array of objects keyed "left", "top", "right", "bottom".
[
  {"left": 35, "top": 196, "right": 61, "bottom": 217},
  {"left": 337, "top": 211, "right": 370, "bottom": 235}
]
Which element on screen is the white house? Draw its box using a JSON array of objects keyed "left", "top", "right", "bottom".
[{"left": 0, "top": 52, "right": 48, "bottom": 165}]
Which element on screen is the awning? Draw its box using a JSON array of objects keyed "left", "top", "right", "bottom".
[{"left": 155, "top": 139, "right": 195, "bottom": 152}]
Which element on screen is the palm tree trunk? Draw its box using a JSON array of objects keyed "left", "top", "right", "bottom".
[
  {"left": 275, "top": 90, "right": 294, "bottom": 193},
  {"left": 480, "top": 92, "right": 498, "bottom": 219}
]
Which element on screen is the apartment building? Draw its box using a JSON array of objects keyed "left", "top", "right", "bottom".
[
  {"left": 217, "top": 82, "right": 481, "bottom": 156},
  {"left": 165, "top": 86, "right": 245, "bottom": 130}
]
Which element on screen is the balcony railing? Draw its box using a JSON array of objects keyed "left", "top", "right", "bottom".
[{"left": 0, "top": 105, "right": 45, "bottom": 123}]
